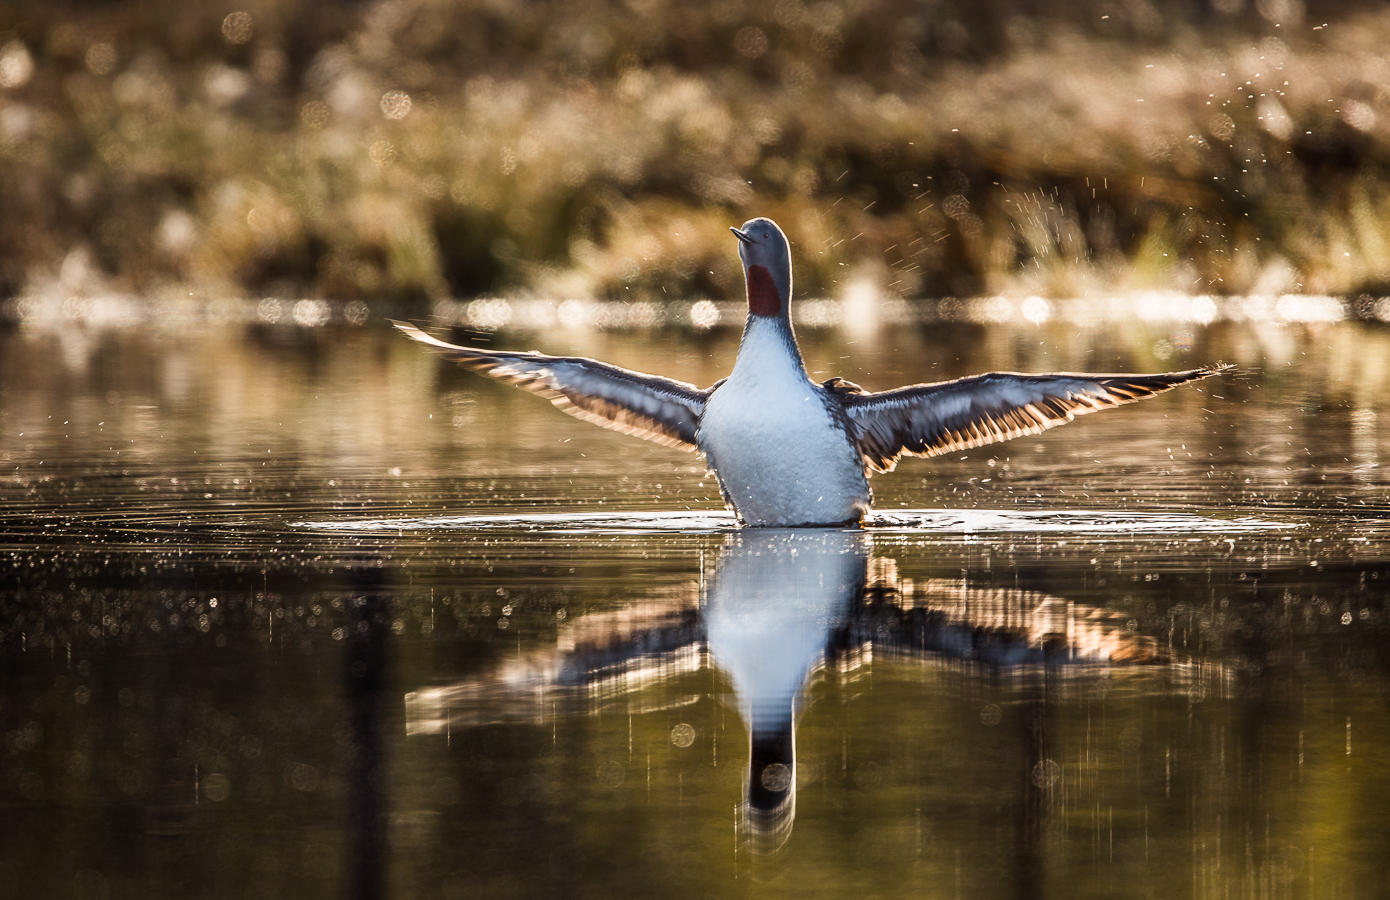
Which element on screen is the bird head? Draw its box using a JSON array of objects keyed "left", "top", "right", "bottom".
[{"left": 731, "top": 218, "right": 792, "bottom": 317}]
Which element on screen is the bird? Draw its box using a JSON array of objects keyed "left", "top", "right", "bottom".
[{"left": 395, "top": 217, "right": 1228, "bottom": 526}]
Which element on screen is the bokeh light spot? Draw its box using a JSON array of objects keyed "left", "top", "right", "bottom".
[
  {"left": 203, "top": 773, "right": 231, "bottom": 801},
  {"left": 760, "top": 763, "right": 792, "bottom": 791},
  {"left": 380, "top": 90, "right": 412, "bottom": 120},
  {"left": 0, "top": 41, "right": 34, "bottom": 88},
  {"left": 222, "top": 12, "right": 254, "bottom": 45},
  {"left": 1031, "top": 759, "right": 1061, "bottom": 788},
  {"left": 670, "top": 723, "right": 696, "bottom": 747},
  {"left": 84, "top": 43, "right": 116, "bottom": 76},
  {"left": 734, "top": 26, "right": 769, "bottom": 59},
  {"left": 300, "top": 100, "right": 329, "bottom": 129}
]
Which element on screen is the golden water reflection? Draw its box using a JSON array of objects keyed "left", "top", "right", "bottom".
[
  {"left": 4, "top": 319, "right": 1390, "bottom": 897},
  {"left": 406, "top": 527, "right": 1220, "bottom": 858}
]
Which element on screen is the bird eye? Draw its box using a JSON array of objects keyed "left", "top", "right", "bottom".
[{"left": 762, "top": 232, "right": 769, "bottom": 238}]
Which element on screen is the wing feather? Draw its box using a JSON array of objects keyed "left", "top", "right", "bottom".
[
  {"left": 394, "top": 321, "right": 709, "bottom": 450},
  {"left": 840, "top": 366, "right": 1231, "bottom": 473}
]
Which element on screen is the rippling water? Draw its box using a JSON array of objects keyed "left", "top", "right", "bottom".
[{"left": 3, "top": 316, "right": 1390, "bottom": 898}]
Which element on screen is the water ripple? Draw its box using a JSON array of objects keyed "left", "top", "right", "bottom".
[{"left": 294, "top": 507, "right": 1296, "bottom": 536}]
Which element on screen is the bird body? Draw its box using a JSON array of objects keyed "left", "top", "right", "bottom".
[
  {"left": 697, "top": 316, "right": 871, "bottom": 525},
  {"left": 397, "top": 217, "right": 1227, "bottom": 526}
]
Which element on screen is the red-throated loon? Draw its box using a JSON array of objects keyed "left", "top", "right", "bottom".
[{"left": 396, "top": 217, "right": 1227, "bottom": 526}]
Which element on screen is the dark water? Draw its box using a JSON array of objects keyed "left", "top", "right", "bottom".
[{"left": 3, "top": 315, "right": 1390, "bottom": 898}]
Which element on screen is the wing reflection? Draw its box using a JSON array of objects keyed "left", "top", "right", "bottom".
[{"left": 407, "top": 532, "right": 1170, "bottom": 852}]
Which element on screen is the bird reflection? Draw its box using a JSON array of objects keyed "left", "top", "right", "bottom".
[
  {"left": 406, "top": 531, "right": 1166, "bottom": 852},
  {"left": 704, "top": 529, "right": 867, "bottom": 849}
]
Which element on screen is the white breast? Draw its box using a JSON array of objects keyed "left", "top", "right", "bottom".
[{"left": 697, "top": 321, "right": 870, "bottom": 526}]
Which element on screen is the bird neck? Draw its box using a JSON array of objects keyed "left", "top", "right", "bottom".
[
  {"left": 745, "top": 264, "right": 788, "bottom": 317},
  {"left": 731, "top": 313, "right": 807, "bottom": 384}
]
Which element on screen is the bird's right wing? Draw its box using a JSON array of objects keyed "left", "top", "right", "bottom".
[
  {"left": 838, "top": 367, "right": 1230, "bottom": 472},
  {"left": 394, "top": 321, "right": 709, "bottom": 450}
]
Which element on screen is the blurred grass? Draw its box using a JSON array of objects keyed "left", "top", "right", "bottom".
[{"left": 1, "top": 0, "right": 1390, "bottom": 310}]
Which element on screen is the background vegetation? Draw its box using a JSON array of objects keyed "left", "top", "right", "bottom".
[{"left": 2, "top": 0, "right": 1390, "bottom": 311}]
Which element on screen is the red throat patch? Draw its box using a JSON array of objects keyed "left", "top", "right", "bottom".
[{"left": 746, "top": 265, "right": 781, "bottom": 316}]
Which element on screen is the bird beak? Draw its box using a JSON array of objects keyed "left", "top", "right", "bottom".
[{"left": 730, "top": 226, "right": 755, "bottom": 245}]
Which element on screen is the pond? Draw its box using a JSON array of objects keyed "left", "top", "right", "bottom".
[{"left": 2, "top": 308, "right": 1390, "bottom": 899}]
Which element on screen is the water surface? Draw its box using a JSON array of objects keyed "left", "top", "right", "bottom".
[{"left": 3, "top": 315, "right": 1390, "bottom": 898}]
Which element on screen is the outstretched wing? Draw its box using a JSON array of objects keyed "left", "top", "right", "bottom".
[
  {"left": 395, "top": 321, "right": 710, "bottom": 450},
  {"left": 838, "top": 366, "right": 1230, "bottom": 473}
]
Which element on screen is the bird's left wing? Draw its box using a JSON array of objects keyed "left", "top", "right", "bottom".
[
  {"left": 837, "top": 366, "right": 1229, "bottom": 473},
  {"left": 395, "top": 321, "right": 709, "bottom": 450}
]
